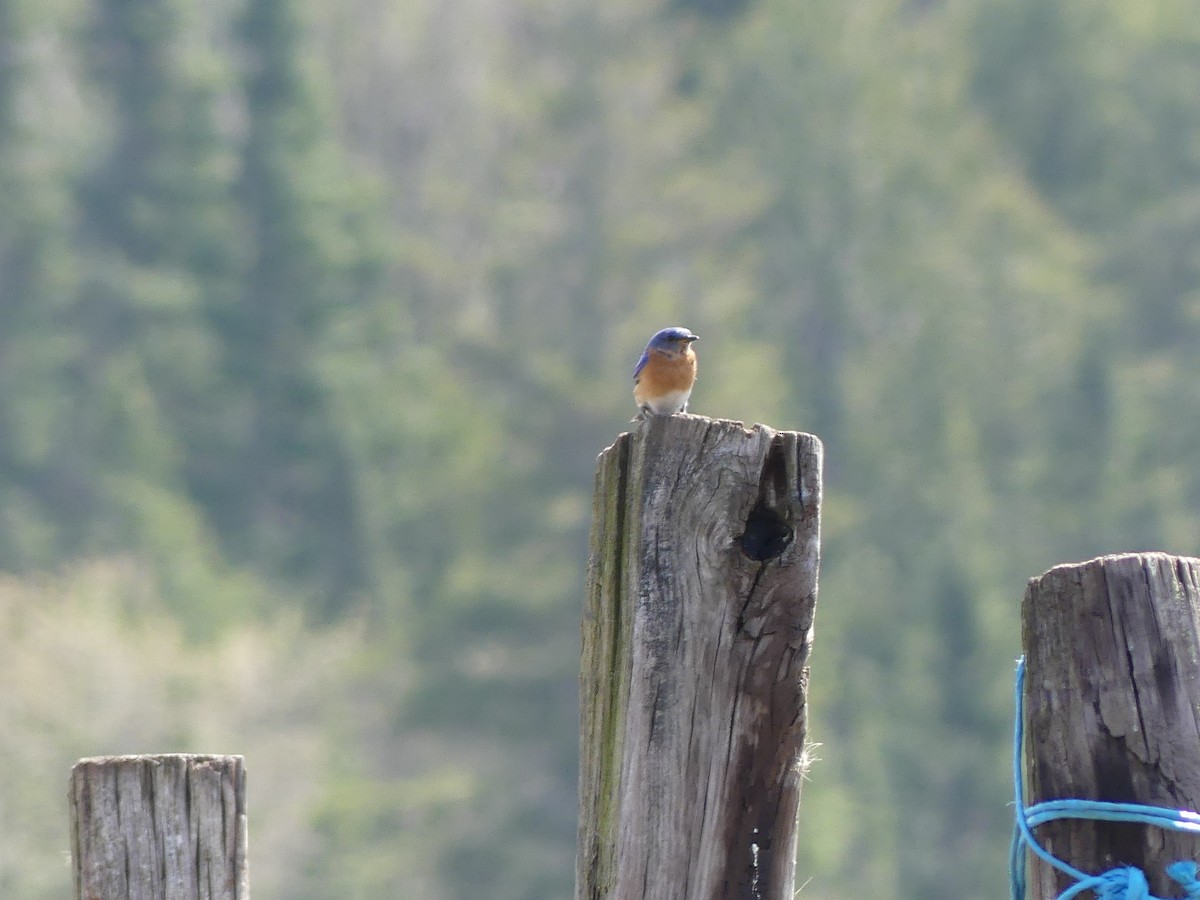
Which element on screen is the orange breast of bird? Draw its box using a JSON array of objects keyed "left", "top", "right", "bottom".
[{"left": 637, "top": 348, "right": 697, "bottom": 397}]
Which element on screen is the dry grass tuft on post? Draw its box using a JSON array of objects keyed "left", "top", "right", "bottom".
[
  {"left": 577, "top": 415, "right": 822, "bottom": 900},
  {"left": 1020, "top": 552, "right": 1200, "bottom": 898},
  {"left": 71, "top": 754, "right": 248, "bottom": 900}
]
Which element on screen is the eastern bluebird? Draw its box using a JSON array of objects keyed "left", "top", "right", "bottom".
[{"left": 633, "top": 326, "right": 699, "bottom": 417}]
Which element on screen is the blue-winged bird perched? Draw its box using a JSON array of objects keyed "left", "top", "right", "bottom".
[{"left": 633, "top": 326, "right": 699, "bottom": 418}]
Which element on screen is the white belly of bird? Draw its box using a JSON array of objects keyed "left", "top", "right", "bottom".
[{"left": 645, "top": 388, "right": 691, "bottom": 415}]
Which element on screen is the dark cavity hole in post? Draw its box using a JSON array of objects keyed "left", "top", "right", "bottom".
[{"left": 739, "top": 503, "right": 792, "bottom": 561}]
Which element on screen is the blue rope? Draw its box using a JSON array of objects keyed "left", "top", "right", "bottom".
[{"left": 1010, "top": 657, "right": 1200, "bottom": 899}]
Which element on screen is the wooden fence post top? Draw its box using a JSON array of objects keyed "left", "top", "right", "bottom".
[
  {"left": 73, "top": 753, "right": 245, "bottom": 768},
  {"left": 596, "top": 414, "right": 822, "bottom": 574},
  {"left": 601, "top": 412, "right": 817, "bottom": 457},
  {"left": 1026, "top": 550, "right": 1200, "bottom": 591},
  {"left": 1020, "top": 552, "right": 1200, "bottom": 898},
  {"left": 579, "top": 412, "right": 822, "bottom": 900},
  {"left": 71, "top": 753, "right": 248, "bottom": 900}
]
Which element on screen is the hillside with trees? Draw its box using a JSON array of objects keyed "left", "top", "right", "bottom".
[{"left": 2, "top": 0, "right": 1199, "bottom": 897}]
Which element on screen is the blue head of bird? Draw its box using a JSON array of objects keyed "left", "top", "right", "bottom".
[{"left": 646, "top": 327, "right": 699, "bottom": 356}]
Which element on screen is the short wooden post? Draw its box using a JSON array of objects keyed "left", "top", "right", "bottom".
[
  {"left": 1021, "top": 553, "right": 1200, "bottom": 898},
  {"left": 71, "top": 754, "right": 249, "bottom": 900},
  {"left": 576, "top": 415, "right": 822, "bottom": 900}
]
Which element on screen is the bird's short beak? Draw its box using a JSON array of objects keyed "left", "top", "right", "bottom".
[{"left": 687, "top": 335, "right": 699, "bottom": 342}]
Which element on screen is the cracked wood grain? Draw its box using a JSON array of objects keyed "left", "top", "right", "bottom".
[
  {"left": 577, "top": 415, "right": 822, "bottom": 900},
  {"left": 71, "top": 754, "right": 249, "bottom": 900},
  {"left": 1021, "top": 553, "right": 1200, "bottom": 899}
]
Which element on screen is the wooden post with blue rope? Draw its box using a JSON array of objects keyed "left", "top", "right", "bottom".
[
  {"left": 1018, "top": 553, "right": 1200, "bottom": 899},
  {"left": 576, "top": 415, "right": 822, "bottom": 900}
]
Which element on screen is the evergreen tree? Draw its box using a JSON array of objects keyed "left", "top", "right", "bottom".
[
  {"left": 220, "top": 0, "right": 383, "bottom": 614},
  {"left": 0, "top": 0, "right": 97, "bottom": 570},
  {"left": 60, "top": 0, "right": 261, "bottom": 632}
]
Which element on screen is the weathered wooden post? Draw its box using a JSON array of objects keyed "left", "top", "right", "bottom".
[
  {"left": 1020, "top": 553, "right": 1200, "bottom": 898},
  {"left": 577, "top": 415, "right": 822, "bottom": 900},
  {"left": 71, "top": 754, "right": 249, "bottom": 900}
]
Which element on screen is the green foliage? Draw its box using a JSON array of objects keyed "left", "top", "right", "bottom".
[
  {"left": 2, "top": 0, "right": 1200, "bottom": 896},
  {"left": 203, "top": 0, "right": 389, "bottom": 613},
  {"left": 0, "top": 560, "right": 362, "bottom": 899}
]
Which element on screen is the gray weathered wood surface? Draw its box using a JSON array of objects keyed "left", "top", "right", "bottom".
[
  {"left": 71, "top": 754, "right": 248, "bottom": 900},
  {"left": 1021, "top": 553, "right": 1200, "bottom": 899},
  {"left": 577, "top": 414, "right": 822, "bottom": 900}
]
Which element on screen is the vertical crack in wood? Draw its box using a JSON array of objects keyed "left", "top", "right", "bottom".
[
  {"left": 145, "top": 760, "right": 162, "bottom": 890},
  {"left": 718, "top": 430, "right": 818, "bottom": 899},
  {"left": 737, "top": 564, "right": 767, "bottom": 633}
]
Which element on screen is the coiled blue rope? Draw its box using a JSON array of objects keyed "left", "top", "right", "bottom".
[{"left": 1010, "top": 657, "right": 1200, "bottom": 899}]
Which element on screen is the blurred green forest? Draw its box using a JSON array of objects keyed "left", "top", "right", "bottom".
[{"left": 2, "top": 0, "right": 1199, "bottom": 896}]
